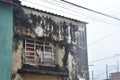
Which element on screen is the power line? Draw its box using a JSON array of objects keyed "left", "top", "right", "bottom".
[
  {"left": 22, "top": 0, "right": 120, "bottom": 27},
  {"left": 89, "top": 55, "right": 120, "bottom": 63},
  {"left": 60, "top": 0, "right": 120, "bottom": 21},
  {"left": 41, "top": 0, "right": 120, "bottom": 26},
  {"left": 22, "top": 0, "right": 120, "bottom": 46},
  {"left": 40, "top": 0, "right": 90, "bottom": 18},
  {"left": 54, "top": 0, "right": 120, "bottom": 16},
  {"left": 21, "top": 0, "right": 88, "bottom": 19},
  {"left": 88, "top": 30, "right": 120, "bottom": 46},
  {"left": 47, "top": 0, "right": 120, "bottom": 26},
  {"left": 96, "top": 67, "right": 116, "bottom": 78},
  {"left": 23, "top": 0, "right": 103, "bottom": 23},
  {"left": 103, "top": 2, "right": 120, "bottom": 11},
  {"left": 21, "top": 0, "right": 120, "bottom": 46}
]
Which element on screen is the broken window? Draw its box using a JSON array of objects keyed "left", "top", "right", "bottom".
[{"left": 23, "top": 38, "right": 54, "bottom": 66}]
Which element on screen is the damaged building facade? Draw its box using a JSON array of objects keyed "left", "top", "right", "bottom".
[{"left": 12, "top": 5, "right": 89, "bottom": 80}]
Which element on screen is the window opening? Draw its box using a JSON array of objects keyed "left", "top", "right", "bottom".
[{"left": 23, "top": 38, "right": 54, "bottom": 66}]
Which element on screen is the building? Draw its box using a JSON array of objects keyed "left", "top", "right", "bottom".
[
  {"left": 109, "top": 72, "right": 120, "bottom": 80},
  {"left": 0, "top": 0, "right": 21, "bottom": 80},
  {"left": 12, "top": 5, "right": 89, "bottom": 80},
  {"left": 0, "top": 1, "right": 89, "bottom": 80}
]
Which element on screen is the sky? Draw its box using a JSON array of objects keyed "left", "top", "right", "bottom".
[{"left": 20, "top": 0, "right": 120, "bottom": 80}]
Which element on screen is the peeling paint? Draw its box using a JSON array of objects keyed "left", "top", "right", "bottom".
[{"left": 12, "top": 5, "right": 89, "bottom": 80}]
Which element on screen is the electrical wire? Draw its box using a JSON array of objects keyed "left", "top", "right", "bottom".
[
  {"left": 21, "top": 0, "right": 120, "bottom": 27},
  {"left": 21, "top": 0, "right": 120, "bottom": 46},
  {"left": 60, "top": 0, "right": 120, "bottom": 21},
  {"left": 39, "top": 0, "right": 97, "bottom": 21},
  {"left": 96, "top": 67, "right": 116, "bottom": 78},
  {"left": 49, "top": 0, "right": 120, "bottom": 25},
  {"left": 54, "top": 0, "right": 120, "bottom": 15},
  {"left": 40, "top": 0, "right": 120, "bottom": 27},
  {"left": 89, "top": 55, "right": 120, "bottom": 63},
  {"left": 103, "top": 2, "right": 120, "bottom": 11},
  {"left": 21, "top": 0, "right": 88, "bottom": 19},
  {"left": 88, "top": 30, "right": 120, "bottom": 46}
]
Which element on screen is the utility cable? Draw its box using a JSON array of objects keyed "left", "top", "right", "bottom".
[
  {"left": 21, "top": 0, "right": 88, "bottom": 19},
  {"left": 103, "top": 2, "right": 120, "bottom": 11},
  {"left": 60, "top": 0, "right": 120, "bottom": 21},
  {"left": 49, "top": 0, "right": 120, "bottom": 25},
  {"left": 89, "top": 55, "right": 120, "bottom": 63},
  {"left": 96, "top": 67, "right": 116, "bottom": 78},
  {"left": 39, "top": 0, "right": 120, "bottom": 27},
  {"left": 54, "top": 0, "right": 120, "bottom": 15},
  {"left": 39, "top": 0, "right": 120, "bottom": 47},
  {"left": 21, "top": 0, "right": 120, "bottom": 47},
  {"left": 22, "top": 0, "right": 120, "bottom": 46},
  {"left": 88, "top": 30, "right": 120, "bottom": 46},
  {"left": 21, "top": 0, "right": 120, "bottom": 27}
]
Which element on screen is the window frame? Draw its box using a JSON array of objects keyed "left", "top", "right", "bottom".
[{"left": 23, "top": 38, "right": 55, "bottom": 66}]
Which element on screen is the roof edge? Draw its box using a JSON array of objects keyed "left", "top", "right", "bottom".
[{"left": 22, "top": 5, "right": 88, "bottom": 24}]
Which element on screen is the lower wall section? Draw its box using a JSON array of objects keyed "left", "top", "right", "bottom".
[{"left": 21, "top": 73, "right": 60, "bottom": 80}]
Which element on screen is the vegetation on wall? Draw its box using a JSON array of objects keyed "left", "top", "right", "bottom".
[
  {"left": 13, "top": 5, "right": 86, "bottom": 80},
  {"left": 14, "top": 6, "right": 78, "bottom": 42},
  {"left": 13, "top": 6, "right": 87, "bottom": 80},
  {"left": 13, "top": 5, "right": 79, "bottom": 54}
]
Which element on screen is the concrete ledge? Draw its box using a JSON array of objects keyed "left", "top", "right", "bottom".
[{"left": 18, "top": 64, "right": 68, "bottom": 76}]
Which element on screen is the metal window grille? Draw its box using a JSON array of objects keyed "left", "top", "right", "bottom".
[{"left": 23, "top": 38, "right": 54, "bottom": 66}]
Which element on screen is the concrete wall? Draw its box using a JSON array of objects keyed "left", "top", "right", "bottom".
[
  {"left": 0, "top": 2, "right": 13, "bottom": 80},
  {"left": 12, "top": 41, "right": 23, "bottom": 74},
  {"left": 54, "top": 44, "right": 65, "bottom": 67},
  {"left": 13, "top": 6, "right": 89, "bottom": 80}
]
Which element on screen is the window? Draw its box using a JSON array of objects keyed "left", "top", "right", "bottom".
[
  {"left": 23, "top": 38, "right": 54, "bottom": 66},
  {"left": 77, "top": 30, "right": 86, "bottom": 49}
]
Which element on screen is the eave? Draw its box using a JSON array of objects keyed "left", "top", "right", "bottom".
[
  {"left": 22, "top": 5, "right": 88, "bottom": 24},
  {"left": 18, "top": 69, "right": 67, "bottom": 76},
  {"left": 18, "top": 64, "right": 68, "bottom": 76}
]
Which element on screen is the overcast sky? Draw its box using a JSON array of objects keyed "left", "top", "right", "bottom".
[{"left": 20, "top": 0, "right": 120, "bottom": 80}]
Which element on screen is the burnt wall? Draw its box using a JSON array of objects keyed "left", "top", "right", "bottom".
[{"left": 12, "top": 5, "right": 89, "bottom": 80}]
